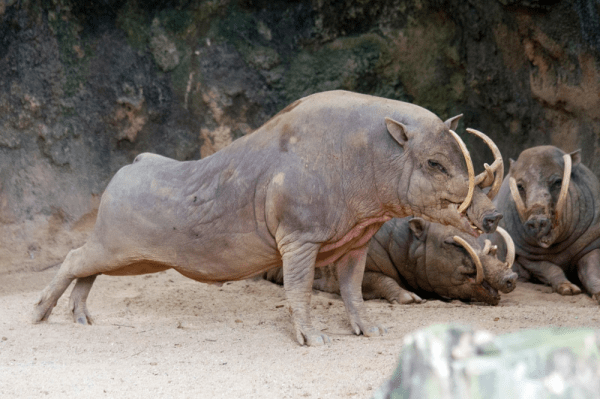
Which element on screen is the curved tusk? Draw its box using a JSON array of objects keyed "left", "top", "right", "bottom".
[
  {"left": 555, "top": 154, "right": 572, "bottom": 225},
  {"left": 490, "top": 245, "right": 498, "bottom": 256},
  {"left": 448, "top": 129, "right": 475, "bottom": 214},
  {"left": 509, "top": 177, "right": 527, "bottom": 224},
  {"left": 482, "top": 239, "right": 492, "bottom": 255},
  {"left": 466, "top": 128, "right": 504, "bottom": 200},
  {"left": 453, "top": 235, "right": 484, "bottom": 284},
  {"left": 495, "top": 226, "right": 515, "bottom": 269},
  {"left": 475, "top": 163, "right": 494, "bottom": 187}
]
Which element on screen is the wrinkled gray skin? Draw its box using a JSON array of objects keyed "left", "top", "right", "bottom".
[
  {"left": 265, "top": 217, "right": 517, "bottom": 305},
  {"left": 494, "top": 146, "right": 600, "bottom": 304},
  {"left": 32, "top": 90, "right": 501, "bottom": 346}
]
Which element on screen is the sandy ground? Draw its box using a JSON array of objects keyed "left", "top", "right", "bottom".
[{"left": 1, "top": 267, "right": 599, "bottom": 398}]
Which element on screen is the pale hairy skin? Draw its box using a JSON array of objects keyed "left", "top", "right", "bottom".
[
  {"left": 264, "top": 217, "right": 517, "bottom": 305},
  {"left": 494, "top": 146, "right": 600, "bottom": 304},
  {"left": 32, "top": 90, "right": 501, "bottom": 346}
]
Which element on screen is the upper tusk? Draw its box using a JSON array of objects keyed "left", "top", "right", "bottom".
[
  {"left": 466, "top": 128, "right": 504, "bottom": 200},
  {"left": 495, "top": 226, "right": 516, "bottom": 269},
  {"left": 490, "top": 245, "right": 498, "bottom": 256},
  {"left": 555, "top": 154, "right": 572, "bottom": 225},
  {"left": 448, "top": 129, "right": 475, "bottom": 214},
  {"left": 453, "top": 235, "right": 484, "bottom": 284},
  {"left": 482, "top": 239, "right": 492, "bottom": 255},
  {"left": 509, "top": 177, "right": 528, "bottom": 224},
  {"left": 475, "top": 163, "right": 494, "bottom": 187}
]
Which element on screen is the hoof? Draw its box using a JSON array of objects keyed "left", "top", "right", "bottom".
[
  {"left": 32, "top": 299, "right": 55, "bottom": 324},
  {"left": 362, "top": 325, "right": 387, "bottom": 337},
  {"left": 32, "top": 309, "right": 50, "bottom": 324},
  {"left": 75, "top": 314, "right": 94, "bottom": 325},
  {"left": 395, "top": 292, "right": 423, "bottom": 304},
  {"left": 296, "top": 329, "right": 331, "bottom": 346},
  {"left": 556, "top": 282, "right": 582, "bottom": 296},
  {"left": 71, "top": 302, "right": 94, "bottom": 325}
]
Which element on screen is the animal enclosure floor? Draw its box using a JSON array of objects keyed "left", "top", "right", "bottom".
[{"left": 1, "top": 268, "right": 599, "bottom": 398}]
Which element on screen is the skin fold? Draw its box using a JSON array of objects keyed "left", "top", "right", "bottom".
[{"left": 32, "top": 90, "right": 502, "bottom": 346}]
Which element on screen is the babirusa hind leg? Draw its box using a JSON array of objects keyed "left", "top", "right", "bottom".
[
  {"left": 33, "top": 241, "right": 107, "bottom": 324},
  {"left": 32, "top": 248, "right": 82, "bottom": 323},
  {"left": 69, "top": 275, "right": 98, "bottom": 325}
]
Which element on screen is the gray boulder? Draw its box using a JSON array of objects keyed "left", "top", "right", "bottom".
[{"left": 374, "top": 324, "right": 600, "bottom": 399}]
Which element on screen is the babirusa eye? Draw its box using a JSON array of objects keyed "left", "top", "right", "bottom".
[{"left": 427, "top": 160, "right": 447, "bottom": 174}]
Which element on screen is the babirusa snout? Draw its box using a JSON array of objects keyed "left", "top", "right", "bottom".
[
  {"left": 482, "top": 210, "right": 502, "bottom": 233},
  {"left": 524, "top": 215, "right": 551, "bottom": 237},
  {"left": 453, "top": 236, "right": 483, "bottom": 284},
  {"left": 555, "top": 153, "right": 571, "bottom": 225},
  {"left": 500, "top": 272, "right": 518, "bottom": 292},
  {"left": 448, "top": 130, "right": 475, "bottom": 214}
]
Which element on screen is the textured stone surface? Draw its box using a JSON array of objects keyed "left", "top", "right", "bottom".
[{"left": 374, "top": 324, "right": 600, "bottom": 399}]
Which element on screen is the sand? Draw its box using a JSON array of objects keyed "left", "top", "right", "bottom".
[{"left": 1, "top": 266, "right": 599, "bottom": 398}]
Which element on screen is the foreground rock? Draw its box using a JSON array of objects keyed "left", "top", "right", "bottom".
[{"left": 374, "top": 324, "right": 600, "bottom": 399}]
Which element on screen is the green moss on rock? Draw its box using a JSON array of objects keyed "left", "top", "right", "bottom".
[
  {"left": 116, "top": 1, "right": 151, "bottom": 51},
  {"left": 157, "top": 7, "right": 193, "bottom": 35},
  {"left": 47, "top": 9, "right": 91, "bottom": 97},
  {"left": 169, "top": 46, "right": 193, "bottom": 100}
]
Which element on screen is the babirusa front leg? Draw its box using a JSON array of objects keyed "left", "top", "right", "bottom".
[
  {"left": 519, "top": 257, "right": 581, "bottom": 295},
  {"left": 577, "top": 249, "right": 600, "bottom": 304},
  {"left": 336, "top": 246, "right": 387, "bottom": 337},
  {"left": 362, "top": 272, "right": 423, "bottom": 304},
  {"left": 280, "top": 241, "right": 330, "bottom": 346}
]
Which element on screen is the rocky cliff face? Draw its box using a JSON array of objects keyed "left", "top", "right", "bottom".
[{"left": 1, "top": 0, "right": 599, "bottom": 272}]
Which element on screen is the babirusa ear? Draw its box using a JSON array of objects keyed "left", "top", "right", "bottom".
[
  {"left": 444, "top": 114, "right": 463, "bottom": 131},
  {"left": 569, "top": 149, "right": 581, "bottom": 166},
  {"left": 385, "top": 117, "right": 409, "bottom": 147},
  {"left": 408, "top": 218, "right": 428, "bottom": 240}
]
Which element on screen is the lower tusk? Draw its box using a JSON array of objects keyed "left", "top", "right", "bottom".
[
  {"left": 555, "top": 154, "right": 572, "bottom": 225},
  {"left": 495, "top": 226, "right": 515, "bottom": 269},
  {"left": 466, "top": 128, "right": 504, "bottom": 200},
  {"left": 453, "top": 235, "right": 484, "bottom": 284},
  {"left": 482, "top": 239, "right": 492, "bottom": 255},
  {"left": 509, "top": 177, "right": 527, "bottom": 224},
  {"left": 490, "top": 245, "right": 498, "bottom": 256}
]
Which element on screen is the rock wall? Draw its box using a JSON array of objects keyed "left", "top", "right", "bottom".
[{"left": 1, "top": 0, "right": 599, "bottom": 272}]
